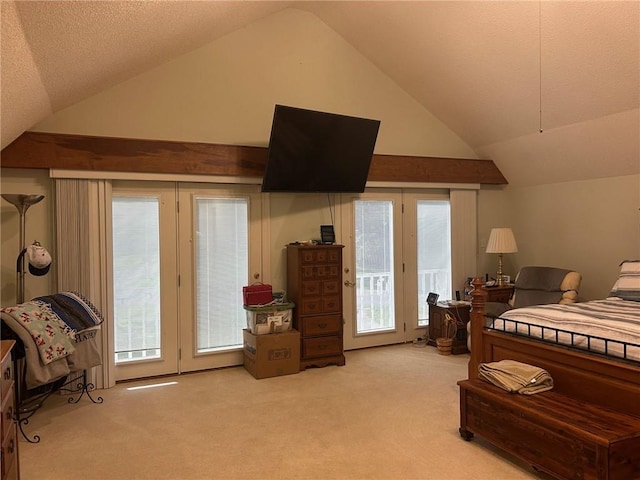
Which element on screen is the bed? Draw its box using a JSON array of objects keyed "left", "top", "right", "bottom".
[
  {"left": 467, "top": 261, "right": 640, "bottom": 416},
  {"left": 460, "top": 261, "right": 640, "bottom": 479}
]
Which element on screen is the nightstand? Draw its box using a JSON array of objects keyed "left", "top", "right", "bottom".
[
  {"left": 427, "top": 302, "right": 470, "bottom": 355},
  {"left": 481, "top": 284, "right": 514, "bottom": 303}
]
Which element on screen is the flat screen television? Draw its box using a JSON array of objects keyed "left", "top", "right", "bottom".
[{"left": 261, "top": 105, "right": 381, "bottom": 193}]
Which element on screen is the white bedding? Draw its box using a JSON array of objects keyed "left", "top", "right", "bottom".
[{"left": 491, "top": 297, "right": 640, "bottom": 362}]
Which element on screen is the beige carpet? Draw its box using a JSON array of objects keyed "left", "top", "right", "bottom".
[{"left": 19, "top": 344, "right": 551, "bottom": 480}]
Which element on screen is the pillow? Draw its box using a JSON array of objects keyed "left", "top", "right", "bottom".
[{"left": 609, "top": 260, "right": 640, "bottom": 301}]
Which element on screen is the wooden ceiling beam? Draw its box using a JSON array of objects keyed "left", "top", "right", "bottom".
[{"left": 1, "top": 132, "right": 507, "bottom": 185}]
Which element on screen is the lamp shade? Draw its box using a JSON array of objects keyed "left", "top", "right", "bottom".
[{"left": 486, "top": 228, "right": 518, "bottom": 254}]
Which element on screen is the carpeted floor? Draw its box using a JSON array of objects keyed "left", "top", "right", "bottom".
[{"left": 19, "top": 344, "right": 551, "bottom": 479}]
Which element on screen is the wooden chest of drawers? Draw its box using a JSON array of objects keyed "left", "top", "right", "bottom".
[
  {"left": 287, "top": 245, "right": 345, "bottom": 370},
  {"left": 1, "top": 341, "right": 19, "bottom": 480}
]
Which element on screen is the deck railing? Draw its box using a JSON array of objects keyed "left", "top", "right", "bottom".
[{"left": 356, "top": 268, "right": 450, "bottom": 332}]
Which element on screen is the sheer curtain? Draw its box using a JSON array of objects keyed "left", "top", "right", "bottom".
[{"left": 54, "top": 177, "right": 113, "bottom": 388}]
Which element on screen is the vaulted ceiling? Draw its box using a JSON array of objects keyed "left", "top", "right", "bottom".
[{"left": 2, "top": 1, "right": 638, "bottom": 186}]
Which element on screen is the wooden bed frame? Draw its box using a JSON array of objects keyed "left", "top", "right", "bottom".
[
  {"left": 466, "top": 277, "right": 640, "bottom": 416},
  {"left": 459, "top": 277, "right": 640, "bottom": 480}
]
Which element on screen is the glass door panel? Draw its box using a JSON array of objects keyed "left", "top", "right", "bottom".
[
  {"left": 355, "top": 200, "right": 395, "bottom": 334},
  {"left": 194, "top": 197, "right": 248, "bottom": 352},
  {"left": 416, "top": 200, "right": 451, "bottom": 327},
  {"left": 112, "top": 182, "right": 179, "bottom": 381},
  {"left": 178, "top": 183, "right": 263, "bottom": 372},
  {"left": 113, "top": 197, "right": 161, "bottom": 362},
  {"left": 342, "top": 191, "right": 405, "bottom": 349}
]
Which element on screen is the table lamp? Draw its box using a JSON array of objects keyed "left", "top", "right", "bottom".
[{"left": 486, "top": 228, "right": 518, "bottom": 286}]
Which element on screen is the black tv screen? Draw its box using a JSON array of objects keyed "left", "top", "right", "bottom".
[{"left": 261, "top": 105, "right": 381, "bottom": 193}]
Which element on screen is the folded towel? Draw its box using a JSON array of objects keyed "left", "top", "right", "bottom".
[{"left": 478, "top": 359, "right": 553, "bottom": 395}]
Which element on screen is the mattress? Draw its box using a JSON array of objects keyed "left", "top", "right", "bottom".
[{"left": 491, "top": 297, "right": 640, "bottom": 362}]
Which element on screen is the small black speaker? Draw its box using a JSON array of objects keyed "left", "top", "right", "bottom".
[
  {"left": 320, "top": 225, "right": 335, "bottom": 244},
  {"left": 455, "top": 290, "right": 461, "bottom": 301}
]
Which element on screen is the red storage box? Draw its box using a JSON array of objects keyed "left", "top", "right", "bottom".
[{"left": 242, "top": 283, "right": 273, "bottom": 306}]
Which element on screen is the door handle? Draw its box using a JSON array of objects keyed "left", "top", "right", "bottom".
[{"left": 344, "top": 280, "right": 355, "bottom": 287}]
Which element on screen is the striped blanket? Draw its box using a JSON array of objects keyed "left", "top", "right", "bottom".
[
  {"left": 33, "top": 292, "right": 104, "bottom": 331},
  {"left": 492, "top": 298, "right": 640, "bottom": 362}
]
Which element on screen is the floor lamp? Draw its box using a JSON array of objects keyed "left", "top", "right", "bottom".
[{"left": 1, "top": 194, "right": 45, "bottom": 303}]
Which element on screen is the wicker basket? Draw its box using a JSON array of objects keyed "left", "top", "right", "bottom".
[
  {"left": 436, "top": 313, "right": 458, "bottom": 355},
  {"left": 436, "top": 337, "right": 453, "bottom": 355}
]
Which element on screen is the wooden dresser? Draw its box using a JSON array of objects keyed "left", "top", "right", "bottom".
[
  {"left": 287, "top": 244, "right": 346, "bottom": 370},
  {"left": 1, "top": 341, "right": 19, "bottom": 480}
]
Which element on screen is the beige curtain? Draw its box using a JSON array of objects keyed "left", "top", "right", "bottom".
[
  {"left": 54, "top": 177, "right": 113, "bottom": 388},
  {"left": 450, "top": 188, "right": 478, "bottom": 294}
]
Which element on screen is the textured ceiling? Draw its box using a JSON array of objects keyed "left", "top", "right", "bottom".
[{"left": 1, "top": 1, "right": 639, "bottom": 186}]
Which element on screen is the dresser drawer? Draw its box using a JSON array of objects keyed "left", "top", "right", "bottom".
[
  {"left": 300, "top": 298, "right": 322, "bottom": 315},
  {"left": 302, "top": 336, "right": 342, "bottom": 359},
  {"left": 326, "top": 249, "right": 341, "bottom": 264},
  {"left": 300, "top": 249, "right": 333, "bottom": 264},
  {"left": 322, "top": 296, "right": 341, "bottom": 313},
  {"left": 1, "top": 421, "right": 18, "bottom": 480},
  {"left": 302, "top": 280, "right": 339, "bottom": 297},
  {"left": 322, "top": 280, "right": 340, "bottom": 295},
  {"left": 301, "top": 265, "right": 340, "bottom": 280},
  {"left": 300, "top": 315, "right": 342, "bottom": 336},
  {"left": 0, "top": 354, "right": 13, "bottom": 401},
  {"left": 300, "top": 296, "right": 341, "bottom": 315},
  {"left": 302, "top": 281, "right": 321, "bottom": 296},
  {"left": 1, "top": 384, "right": 14, "bottom": 442}
]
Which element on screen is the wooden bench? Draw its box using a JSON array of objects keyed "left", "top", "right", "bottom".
[{"left": 458, "top": 379, "right": 640, "bottom": 480}]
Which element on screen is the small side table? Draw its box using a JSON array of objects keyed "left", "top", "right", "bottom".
[
  {"left": 427, "top": 302, "right": 470, "bottom": 354},
  {"left": 481, "top": 284, "right": 514, "bottom": 303}
]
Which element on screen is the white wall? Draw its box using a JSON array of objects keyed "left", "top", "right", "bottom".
[
  {"left": 31, "top": 8, "right": 474, "bottom": 159},
  {"left": 478, "top": 174, "right": 640, "bottom": 300},
  {"left": 0, "top": 169, "right": 55, "bottom": 306}
]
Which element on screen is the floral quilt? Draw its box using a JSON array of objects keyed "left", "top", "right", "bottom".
[{"left": 0, "top": 301, "right": 76, "bottom": 365}]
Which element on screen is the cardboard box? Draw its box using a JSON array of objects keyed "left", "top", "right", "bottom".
[
  {"left": 243, "top": 329, "right": 300, "bottom": 379},
  {"left": 244, "top": 303, "right": 294, "bottom": 335}
]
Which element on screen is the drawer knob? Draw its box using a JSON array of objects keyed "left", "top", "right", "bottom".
[
  {"left": 7, "top": 438, "right": 15, "bottom": 453},
  {"left": 3, "top": 367, "right": 10, "bottom": 380},
  {"left": 317, "top": 323, "right": 327, "bottom": 329}
]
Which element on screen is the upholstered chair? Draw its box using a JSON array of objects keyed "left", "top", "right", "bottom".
[{"left": 467, "top": 266, "right": 582, "bottom": 351}]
